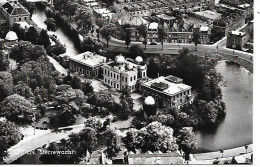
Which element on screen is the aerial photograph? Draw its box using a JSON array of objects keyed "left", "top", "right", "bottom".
[{"left": 0, "top": 0, "right": 254, "bottom": 165}]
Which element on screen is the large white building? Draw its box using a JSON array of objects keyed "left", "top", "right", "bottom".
[
  {"left": 102, "top": 55, "right": 147, "bottom": 92},
  {"left": 141, "top": 75, "right": 194, "bottom": 109},
  {"left": 69, "top": 51, "right": 107, "bottom": 78}
]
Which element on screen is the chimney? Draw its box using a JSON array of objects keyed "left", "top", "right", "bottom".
[{"left": 157, "top": 73, "right": 160, "bottom": 78}]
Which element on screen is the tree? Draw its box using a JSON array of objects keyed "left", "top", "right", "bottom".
[
  {"left": 0, "top": 94, "right": 34, "bottom": 124},
  {"left": 149, "top": 114, "right": 175, "bottom": 128},
  {"left": 124, "top": 28, "right": 131, "bottom": 48},
  {"left": 128, "top": 44, "right": 144, "bottom": 59},
  {"left": 88, "top": 91, "right": 115, "bottom": 114},
  {"left": 157, "top": 24, "right": 165, "bottom": 50},
  {"left": 105, "top": 130, "right": 121, "bottom": 159},
  {"left": 192, "top": 27, "right": 200, "bottom": 51},
  {"left": 75, "top": 6, "right": 94, "bottom": 32},
  {"left": 10, "top": 41, "right": 47, "bottom": 64},
  {"left": 44, "top": 18, "right": 57, "bottom": 32},
  {"left": 12, "top": 23, "right": 25, "bottom": 40},
  {"left": 0, "top": 72, "right": 13, "bottom": 101},
  {"left": 0, "top": 51, "right": 9, "bottom": 71},
  {"left": 120, "top": 86, "right": 134, "bottom": 119},
  {"left": 25, "top": 26, "right": 39, "bottom": 44},
  {"left": 84, "top": 117, "right": 103, "bottom": 132},
  {"left": 137, "top": 24, "right": 148, "bottom": 49},
  {"left": 80, "top": 35, "right": 103, "bottom": 53},
  {"left": 176, "top": 127, "right": 197, "bottom": 161},
  {"left": 46, "top": 43, "right": 66, "bottom": 56},
  {"left": 14, "top": 81, "right": 34, "bottom": 98},
  {"left": 81, "top": 80, "right": 93, "bottom": 95},
  {"left": 100, "top": 23, "right": 116, "bottom": 47},
  {"left": 38, "top": 29, "right": 51, "bottom": 48},
  {"left": 0, "top": 120, "right": 22, "bottom": 162},
  {"left": 123, "top": 122, "right": 178, "bottom": 153},
  {"left": 19, "top": 0, "right": 36, "bottom": 17}
]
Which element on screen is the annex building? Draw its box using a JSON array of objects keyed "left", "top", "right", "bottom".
[
  {"left": 141, "top": 75, "right": 194, "bottom": 110},
  {"left": 69, "top": 51, "right": 106, "bottom": 78}
]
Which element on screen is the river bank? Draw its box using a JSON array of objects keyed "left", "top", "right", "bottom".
[{"left": 15, "top": 4, "right": 252, "bottom": 163}]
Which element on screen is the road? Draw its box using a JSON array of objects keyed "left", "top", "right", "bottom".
[
  {"left": 100, "top": 23, "right": 253, "bottom": 63},
  {"left": 4, "top": 124, "right": 85, "bottom": 164}
]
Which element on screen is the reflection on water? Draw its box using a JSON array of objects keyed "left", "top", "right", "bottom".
[
  {"left": 32, "top": 9, "right": 80, "bottom": 56},
  {"left": 195, "top": 61, "right": 253, "bottom": 153}
]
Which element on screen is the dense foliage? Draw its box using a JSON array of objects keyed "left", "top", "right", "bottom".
[
  {"left": 0, "top": 120, "right": 22, "bottom": 162},
  {"left": 123, "top": 122, "right": 178, "bottom": 153}
]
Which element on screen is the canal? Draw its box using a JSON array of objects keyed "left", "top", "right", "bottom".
[{"left": 14, "top": 7, "right": 253, "bottom": 163}]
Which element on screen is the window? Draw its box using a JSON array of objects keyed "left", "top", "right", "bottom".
[
  {"left": 180, "top": 99, "right": 182, "bottom": 103},
  {"left": 125, "top": 77, "right": 127, "bottom": 82},
  {"left": 19, "top": 18, "right": 21, "bottom": 21},
  {"left": 130, "top": 77, "right": 132, "bottom": 81},
  {"left": 114, "top": 74, "right": 116, "bottom": 79},
  {"left": 24, "top": 17, "right": 27, "bottom": 20},
  {"left": 105, "top": 78, "right": 107, "bottom": 83},
  {"left": 134, "top": 76, "right": 136, "bottom": 80},
  {"left": 117, "top": 75, "right": 119, "bottom": 80}
]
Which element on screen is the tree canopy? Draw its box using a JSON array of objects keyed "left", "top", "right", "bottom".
[{"left": 0, "top": 94, "right": 35, "bottom": 124}]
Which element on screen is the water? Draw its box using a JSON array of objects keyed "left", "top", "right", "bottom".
[
  {"left": 15, "top": 8, "right": 253, "bottom": 163},
  {"left": 31, "top": 9, "right": 80, "bottom": 56},
  {"left": 195, "top": 61, "right": 253, "bottom": 153}
]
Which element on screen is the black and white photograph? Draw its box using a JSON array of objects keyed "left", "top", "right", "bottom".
[{"left": 0, "top": 0, "right": 255, "bottom": 165}]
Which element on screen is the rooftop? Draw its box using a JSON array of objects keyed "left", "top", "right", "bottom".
[
  {"left": 128, "top": 151, "right": 184, "bottom": 164},
  {"left": 157, "top": 14, "right": 176, "bottom": 20},
  {"left": 194, "top": 10, "right": 222, "bottom": 20},
  {"left": 142, "top": 76, "right": 191, "bottom": 96},
  {"left": 69, "top": 51, "right": 106, "bottom": 67},
  {"left": 2, "top": 1, "right": 29, "bottom": 16},
  {"left": 231, "top": 31, "right": 245, "bottom": 36}
]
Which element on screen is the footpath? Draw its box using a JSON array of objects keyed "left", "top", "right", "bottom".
[{"left": 192, "top": 144, "right": 253, "bottom": 162}]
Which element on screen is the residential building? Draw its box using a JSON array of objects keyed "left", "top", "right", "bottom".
[
  {"left": 0, "top": 0, "right": 30, "bottom": 28},
  {"left": 141, "top": 75, "right": 194, "bottom": 110},
  {"left": 193, "top": 10, "right": 222, "bottom": 21},
  {"left": 226, "top": 31, "right": 247, "bottom": 50},
  {"left": 117, "top": 0, "right": 215, "bottom": 17},
  {"left": 102, "top": 55, "right": 147, "bottom": 92},
  {"left": 69, "top": 51, "right": 106, "bottom": 78},
  {"left": 128, "top": 151, "right": 184, "bottom": 164}
]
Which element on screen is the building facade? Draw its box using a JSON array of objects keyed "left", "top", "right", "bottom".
[
  {"left": 226, "top": 31, "right": 247, "bottom": 50},
  {"left": 102, "top": 55, "right": 147, "bottom": 92},
  {"left": 141, "top": 75, "right": 194, "bottom": 110},
  {"left": 69, "top": 51, "right": 106, "bottom": 78},
  {"left": 117, "top": 0, "right": 215, "bottom": 17},
  {"left": 0, "top": 0, "right": 30, "bottom": 28}
]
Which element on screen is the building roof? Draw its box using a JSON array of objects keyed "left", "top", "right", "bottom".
[
  {"left": 144, "top": 96, "right": 155, "bottom": 105},
  {"left": 2, "top": 1, "right": 29, "bottom": 16},
  {"left": 128, "top": 151, "right": 184, "bottom": 164},
  {"left": 237, "top": 3, "right": 250, "bottom": 9},
  {"left": 194, "top": 10, "right": 222, "bottom": 20},
  {"left": 200, "top": 26, "right": 209, "bottom": 32},
  {"left": 157, "top": 14, "right": 175, "bottom": 20},
  {"left": 142, "top": 76, "right": 191, "bottom": 96},
  {"left": 5, "top": 31, "right": 18, "bottom": 41},
  {"left": 69, "top": 51, "right": 106, "bottom": 67},
  {"left": 232, "top": 155, "right": 247, "bottom": 164},
  {"left": 231, "top": 31, "right": 245, "bottom": 36},
  {"left": 148, "top": 22, "right": 158, "bottom": 30}
]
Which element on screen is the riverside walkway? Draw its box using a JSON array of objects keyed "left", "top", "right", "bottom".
[{"left": 193, "top": 144, "right": 253, "bottom": 161}]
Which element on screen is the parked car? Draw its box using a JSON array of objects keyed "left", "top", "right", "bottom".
[{"left": 150, "top": 42, "right": 158, "bottom": 45}]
